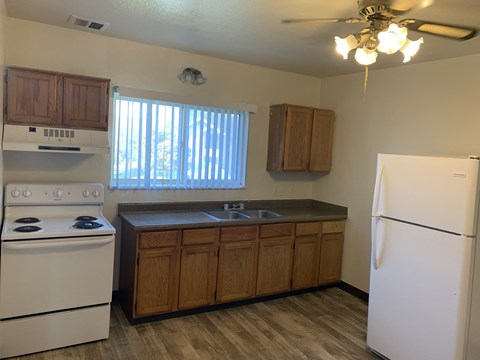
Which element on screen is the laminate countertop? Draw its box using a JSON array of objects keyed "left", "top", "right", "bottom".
[{"left": 118, "top": 199, "right": 347, "bottom": 231}]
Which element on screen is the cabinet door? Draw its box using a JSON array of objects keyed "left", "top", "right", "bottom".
[
  {"left": 136, "top": 247, "right": 179, "bottom": 316},
  {"left": 256, "top": 238, "right": 293, "bottom": 296},
  {"left": 283, "top": 106, "right": 313, "bottom": 171},
  {"left": 63, "top": 75, "right": 109, "bottom": 130},
  {"left": 217, "top": 241, "right": 258, "bottom": 303},
  {"left": 318, "top": 233, "right": 344, "bottom": 285},
  {"left": 292, "top": 235, "right": 320, "bottom": 290},
  {"left": 178, "top": 245, "right": 218, "bottom": 310},
  {"left": 309, "top": 110, "right": 335, "bottom": 172},
  {"left": 6, "top": 68, "right": 61, "bottom": 126}
]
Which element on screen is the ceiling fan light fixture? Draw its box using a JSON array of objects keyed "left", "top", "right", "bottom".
[
  {"left": 377, "top": 23, "right": 408, "bottom": 54},
  {"left": 400, "top": 37, "right": 424, "bottom": 62},
  {"left": 355, "top": 46, "right": 378, "bottom": 66},
  {"left": 335, "top": 34, "right": 359, "bottom": 59}
]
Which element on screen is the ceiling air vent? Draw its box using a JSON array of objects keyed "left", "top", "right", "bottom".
[{"left": 67, "top": 15, "right": 110, "bottom": 31}]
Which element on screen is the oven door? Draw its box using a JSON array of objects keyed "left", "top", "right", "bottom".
[{"left": 0, "top": 235, "right": 115, "bottom": 319}]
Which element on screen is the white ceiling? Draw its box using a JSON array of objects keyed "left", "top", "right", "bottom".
[{"left": 4, "top": 0, "right": 480, "bottom": 77}]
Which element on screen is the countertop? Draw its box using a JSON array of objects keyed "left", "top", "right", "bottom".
[{"left": 118, "top": 199, "right": 348, "bottom": 231}]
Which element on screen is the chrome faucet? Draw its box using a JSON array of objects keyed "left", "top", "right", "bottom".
[{"left": 224, "top": 200, "right": 250, "bottom": 210}]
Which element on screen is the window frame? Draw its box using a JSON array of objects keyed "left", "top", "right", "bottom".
[{"left": 110, "top": 92, "right": 250, "bottom": 190}]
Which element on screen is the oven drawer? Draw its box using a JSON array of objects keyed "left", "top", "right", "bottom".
[{"left": 0, "top": 235, "right": 115, "bottom": 319}]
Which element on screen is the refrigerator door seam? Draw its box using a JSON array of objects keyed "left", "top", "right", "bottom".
[{"left": 380, "top": 215, "right": 462, "bottom": 237}]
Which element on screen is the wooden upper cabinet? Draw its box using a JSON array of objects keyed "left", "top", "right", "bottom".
[
  {"left": 63, "top": 75, "right": 109, "bottom": 130},
  {"left": 6, "top": 68, "right": 61, "bottom": 126},
  {"left": 5, "top": 67, "right": 110, "bottom": 131},
  {"left": 283, "top": 106, "right": 313, "bottom": 171},
  {"left": 309, "top": 110, "right": 335, "bottom": 172},
  {"left": 267, "top": 104, "right": 335, "bottom": 172}
]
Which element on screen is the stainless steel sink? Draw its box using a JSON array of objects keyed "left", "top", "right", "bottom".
[
  {"left": 203, "top": 210, "right": 250, "bottom": 220},
  {"left": 238, "top": 210, "right": 281, "bottom": 218}
]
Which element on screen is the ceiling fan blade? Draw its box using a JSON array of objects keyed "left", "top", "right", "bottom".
[
  {"left": 389, "top": 0, "right": 434, "bottom": 16},
  {"left": 401, "top": 19, "right": 477, "bottom": 40},
  {"left": 281, "top": 18, "right": 366, "bottom": 24}
]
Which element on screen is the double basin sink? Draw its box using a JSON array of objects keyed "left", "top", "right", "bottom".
[{"left": 203, "top": 209, "right": 281, "bottom": 221}]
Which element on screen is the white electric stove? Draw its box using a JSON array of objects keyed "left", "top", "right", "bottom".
[{"left": 0, "top": 183, "right": 116, "bottom": 358}]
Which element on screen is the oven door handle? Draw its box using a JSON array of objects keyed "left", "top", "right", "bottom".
[{"left": 2, "top": 237, "right": 114, "bottom": 250}]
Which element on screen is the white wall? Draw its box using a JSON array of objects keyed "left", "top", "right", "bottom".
[
  {"left": 314, "top": 55, "right": 480, "bottom": 292},
  {"left": 4, "top": 18, "right": 323, "bottom": 288}
]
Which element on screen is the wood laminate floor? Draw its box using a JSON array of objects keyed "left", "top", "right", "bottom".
[{"left": 11, "top": 287, "right": 378, "bottom": 360}]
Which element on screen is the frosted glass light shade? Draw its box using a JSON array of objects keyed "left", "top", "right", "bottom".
[
  {"left": 335, "top": 35, "right": 358, "bottom": 59},
  {"left": 355, "top": 47, "right": 378, "bottom": 65},
  {"left": 377, "top": 23, "right": 408, "bottom": 54},
  {"left": 400, "top": 37, "right": 424, "bottom": 62}
]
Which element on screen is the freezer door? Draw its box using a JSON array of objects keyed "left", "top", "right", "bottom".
[
  {"left": 368, "top": 218, "right": 473, "bottom": 360},
  {"left": 372, "top": 154, "right": 479, "bottom": 236}
]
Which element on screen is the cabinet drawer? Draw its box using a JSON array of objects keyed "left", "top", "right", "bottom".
[
  {"left": 296, "top": 222, "right": 322, "bottom": 236},
  {"left": 259, "top": 223, "right": 293, "bottom": 239},
  {"left": 221, "top": 226, "right": 258, "bottom": 243},
  {"left": 183, "top": 228, "right": 219, "bottom": 246},
  {"left": 139, "top": 231, "right": 179, "bottom": 249},
  {"left": 322, "top": 221, "right": 345, "bottom": 234}
]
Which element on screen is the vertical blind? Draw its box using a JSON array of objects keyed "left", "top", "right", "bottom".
[{"left": 110, "top": 92, "right": 249, "bottom": 189}]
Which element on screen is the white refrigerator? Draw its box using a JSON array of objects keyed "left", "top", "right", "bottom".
[{"left": 367, "top": 154, "right": 480, "bottom": 360}]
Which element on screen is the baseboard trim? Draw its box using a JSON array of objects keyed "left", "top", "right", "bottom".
[{"left": 336, "top": 281, "right": 369, "bottom": 303}]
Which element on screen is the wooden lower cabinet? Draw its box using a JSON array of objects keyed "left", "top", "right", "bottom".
[
  {"left": 256, "top": 237, "right": 294, "bottom": 296},
  {"left": 178, "top": 244, "right": 218, "bottom": 310},
  {"left": 217, "top": 240, "right": 258, "bottom": 303},
  {"left": 136, "top": 247, "right": 179, "bottom": 316},
  {"left": 292, "top": 235, "right": 320, "bottom": 290},
  {"left": 216, "top": 225, "right": 259, "bottom": 303},
  {"left": 119, "top": 220, "right": 344, "bottom": 322},
  {"left": 292, "top": 222, "right": 322, "bottom": 290},
  {"left": 318, "top": 232, "right": 344, "bottom": 285}
]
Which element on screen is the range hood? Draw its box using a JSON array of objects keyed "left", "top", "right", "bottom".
[{"left": 2, "top": 124, "right": 110, "bottom": 154}]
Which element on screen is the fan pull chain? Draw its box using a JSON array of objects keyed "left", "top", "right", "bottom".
[{"left": 363, "top": 66, "right": 369, "bottom": 101}]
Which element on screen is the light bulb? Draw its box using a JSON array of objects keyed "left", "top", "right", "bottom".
[
  {"left": 400, "top": 37, "right": 424, "bottom": 63},
  {"left": 355, "top": 46, "right": 378, "bottom": 66},
  {"left": 335, "top": 35, "right": 359, "bottom": 59},
  {"left": 377, "top": 23, "right": 408, "bottom": 54}
]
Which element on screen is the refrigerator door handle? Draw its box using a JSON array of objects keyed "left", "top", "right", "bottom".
[
  {"left": 371, "top": 160, "right": 384, "bottom": 270},
  {"left": 371, "top": 216, "right": 381, "bottom": 270},
  {"left": 372, "top": 160, "right": 384, "bottom": 217}
]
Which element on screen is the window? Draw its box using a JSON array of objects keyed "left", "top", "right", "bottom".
[{"left": 110, "top": 92, "right": 249, "bottom": 189}]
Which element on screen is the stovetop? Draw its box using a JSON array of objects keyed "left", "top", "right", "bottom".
[
  {"left": 2, "top": 205, "right": 116, "bottom": 240},
  {"left": 1, "top": 183, "right": 116, "bottom": 241}
]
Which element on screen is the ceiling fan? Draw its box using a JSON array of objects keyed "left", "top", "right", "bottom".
[{"left": 282, "top": 0, "right": 478, "bottom": 65}]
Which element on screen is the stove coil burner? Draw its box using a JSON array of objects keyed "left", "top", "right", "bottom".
[
  {"left": 14, "top": 225, "right": 42, "bottom": 233},
  {"left": 74, "top": 221, "right": 103, "bottom": 230},
  {"left": 75, "top": 216, "right": 98, "bottom": 222},
  {"left": 15, "top": 217, "right": 40, "bottom": 224}
]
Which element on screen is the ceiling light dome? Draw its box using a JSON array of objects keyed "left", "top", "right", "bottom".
[
  {"left": 335, "top": 35, "right": 359, "bottom": 59},
  {"left": 400, "top": 37, "right": 424, "bottom": 62},
  {"left": 355, "top": 46, "right": 378, "bottom": 66},
  {"left": 377, "top": 23, "right": 408, "bottom": 54}
]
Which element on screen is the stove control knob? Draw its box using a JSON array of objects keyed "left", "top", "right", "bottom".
[
  {"left": 11, "top": 189, "right": 21, "bottom": 198},
  {"left": 23, "top": 189, "right": 32, "bottom": 198},
  {"left": 82, "top": 190, "right": 91, "bottom": 197},
  {"left": 92, "top": 189, "right": 101, "bottom": 198},
  {"left": 53, "top": 189, "right": 63, "bottom": 198}
]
